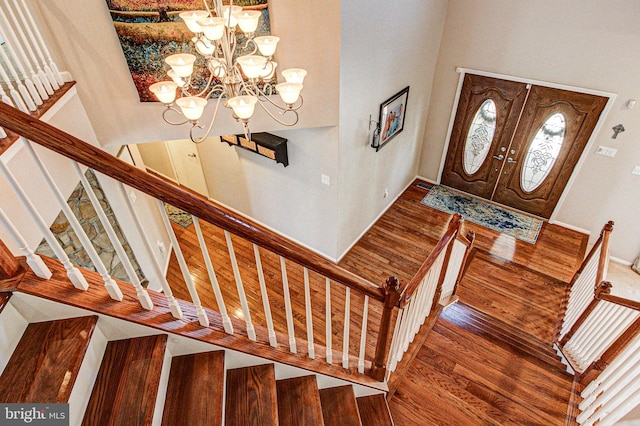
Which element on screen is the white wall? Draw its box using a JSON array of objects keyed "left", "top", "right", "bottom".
[
  {"left": 337, "top": 0, "right": 448, "bottom": 258},
  {"left": 30, "top": 0, "right": 343, "bottom": 259},
  {"left": 137, "top": 142, "right": 177, "bottom": 182},
  {"left": 419, "top": 0, "right": 640, "bottom": 262}
]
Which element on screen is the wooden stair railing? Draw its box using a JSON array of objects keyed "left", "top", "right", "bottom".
[
  {"left": 556, "top": 221, "right": 614, "bottom": 342},
  {"left": 0, "top": 101, "right": 474, "bottom": 383}
]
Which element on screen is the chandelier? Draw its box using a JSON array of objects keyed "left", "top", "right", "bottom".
[{"left": 149, "top": 0, "right": 307, "bottom": 143}]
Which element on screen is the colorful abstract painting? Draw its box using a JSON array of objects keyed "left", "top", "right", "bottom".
[{"left": 105, "top": 0, "right": 271, "bottom": 102}]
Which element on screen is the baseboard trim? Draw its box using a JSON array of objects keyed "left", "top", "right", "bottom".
[
  {"left": 337, "top": 177, "right": 421, "bottom": 262},
  {"left": 610, "top": 256, "right": 632, "bottom": 266},
  {"left": 548, "top": 220, "right": 591, "bottom": 236}
]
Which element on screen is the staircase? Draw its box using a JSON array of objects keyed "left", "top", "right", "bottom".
[
  {"left": 441, "top": 301, "right": 570, "bottom": 375},
  {"left": 0, "top": 293, "right": 394, "bottom": 425}
]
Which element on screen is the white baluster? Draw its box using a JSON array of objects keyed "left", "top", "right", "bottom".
[
  {"left": 73, "top": 163, "right": 152, "bottom": 310},
  {"left": 13, "top": 0, "right": 53, "bottom": 95},
  {"left": 0, "top": 158, "right": 87, "bottom": 289},
  {"left": 252, "top": 243, "right": 275, "bottom": 345},
  {"left": 24, "top": 141, "right": 123, "bottom": 300},
  {"left": 0, "top": 46, "right": 31, "bottom": 111},
  {"left": 193, "top": 217, "right": 233, "bottom": 334},
  {"left": 279, "top": 256, "right": 296, "bottom": 353},
  {"left": 115, "top": 182, "right": 182, "bottom": 319},
  {"left": 17, "top": 0, "right": 64, "bottom": 85},
  {"left": 157, "top": 201, "right": 208, "bottom": 327},
  {"left": 2, "top": 1, "right": 50, "bottom": 97},
  {"left": 325, "top": 277, "right": 332, "bottom": 364},
  {"left": 0, "top": 127, "right": 6, "bottom": 139},
  {"left": 387, "top": 307, "right": 405, "bottom": 373},
  {"left": 303, "top": 267, "right": 315, "bottom": 359},
  {"left": 342, "top": 286, "right": 351, "bottom": 369},
  {"left": 593, "top": 384, "right": 640, "bottom": 426},
  {"left": 224, "top": 230, "right": 256, "bottom": 340},
  {"left": 0, "top": 206, "right": 51, "bottom": 278},
  {"left": 0, "top": 6, "right": 42, "bottom": 105},
  {"left": 358, "top": 295, "right": 369, "bottom": 373}
]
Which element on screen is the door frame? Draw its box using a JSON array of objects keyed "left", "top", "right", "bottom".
[{"left": 436, "top": 67, "right": 617, "bottom": 222}]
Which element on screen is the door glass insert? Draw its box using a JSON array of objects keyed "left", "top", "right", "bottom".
[
  {"left": 463, "top": 99, "right": 497, "bottom": 175},
  {"left": 521, "top": 112, "right": 566, "bottom": 193}
]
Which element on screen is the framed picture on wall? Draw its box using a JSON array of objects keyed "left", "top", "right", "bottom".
[{"left": 374, "top": 86, "right": 409, "bottom": 151}]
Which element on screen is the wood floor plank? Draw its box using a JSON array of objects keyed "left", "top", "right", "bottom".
[
  {"left": 225, "top": 364, "right": 278, "bottom": 426},
  {"left": 82, "top": 334, "right": 167, "bottom": 426},
  {"left": 0, "top": 315, "right": 98, "bottom": 403},
  {"left": 319, "top": 385, "right": 362, "bottom": 426},
  {"left": 276, "top": 375, "right": 324, "bottom": 426},
  {"left": 356, "top": 394, "right": 394, "bottom": 426},
  {"left": 162, "top": 351, "right": 225, "bottom": 426}
]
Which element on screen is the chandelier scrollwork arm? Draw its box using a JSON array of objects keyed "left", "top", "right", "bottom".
[{"left": 149, "top": 0, "right": 308, "bottom": 144}]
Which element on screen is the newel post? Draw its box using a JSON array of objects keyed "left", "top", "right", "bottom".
[{"left": 371, "top": 276, "right": 402, "bottom": 381}]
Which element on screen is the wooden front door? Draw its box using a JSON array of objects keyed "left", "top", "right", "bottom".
[
  {"left": 441, "top": 75, "right": 528, "bottom": 199},
  {"left": 441, "top": 74, "right": 607, "bottom": 218}
]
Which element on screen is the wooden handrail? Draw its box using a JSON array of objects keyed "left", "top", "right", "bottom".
[
  {"left": 0, "top": 102, "right": 385, "bottom": 301},
  {"left": 600, "top": 293, "right": 640, "bottom": 311},
  {"left": 398, "top": 214, "right": 462, "bottom": 306},
  {"left": 595, "top": 221, "right": 614, "bottom": 290}
]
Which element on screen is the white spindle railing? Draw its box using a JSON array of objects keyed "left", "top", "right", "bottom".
[
  {"left": 0, "top": 0, "right": 66, "bottom": 117},
  {"left": 0, "top": 206, "right": 51, "bottom": 279},
  {"left": 25, "top": 140, "right": 124, "bottom": 301},
  {"left": 325, "top": 277, "right": 333, "bottom": 364},
  {"left": 439, "top": 236, "right": 471, "bottom": 303},
  {"left": 73, "top": 162, "right": 153, "bottom": 310},
  {"left": 194, "top": 217, "right": 233, "bottom": 334},
  {"left": 561, "top": 244, "right": 602, "bottom": 338},
  {"left": 253, "top": 243, "right": 275, "bottom": 345},
  {"left": 303, "top": 267, "right": 315, "bottom": 358},
  {"left": 578, "top": 332, "right": 640, "bottom": 425},
  {"left": 358, "top": 295, "right": 369, "bottom": 373},
  {"left": 158, "top": 200, "right": 209, "bottom": 327},
  {"left": 116, "top": 181, "right": 183, "bottom": 319},
  {"left": 563, "top": 301, "right": 640, "bottom": 372},
  {"left": 387, "top": 247, "right": 448, "bottom": 375},
  {"left": 342, "top": 286, "right": 351, "bottom": 369},
  {"left": 280, "top": 256, "right": 296, "bottom": 353},
  {"left": 0, "top": 155, "right": 88, "bottom": 289},
  {"left": 225, "top": 230, "right": 257, "bottom": 341}
]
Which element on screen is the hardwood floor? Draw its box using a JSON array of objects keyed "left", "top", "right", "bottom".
[{"left": 165, "top": 178, "right": 589, "bottom": 424}]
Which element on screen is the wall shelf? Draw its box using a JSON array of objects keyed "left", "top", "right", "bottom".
[{"left": 221, "top": 132, "right": 289, "bottom": 167}]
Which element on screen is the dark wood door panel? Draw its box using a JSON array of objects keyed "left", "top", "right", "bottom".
[
  {"left": 493, "top": 86, "right": 607, "bottom": 218},
  {"left": 441, "top": 74, "right": 528, "bottom": 199}
]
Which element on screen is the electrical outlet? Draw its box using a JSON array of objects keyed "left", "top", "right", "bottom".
[
  {"left": 383, "top": 188, "right": 389, "bottom": 198},
  {"left": 157, "top": 240, "right": 166, "bottom": 254},
  {"left": 129, "top": 191, "right": 137, "bottom": 203},
  {"left": 595, "top": 146, "right": 617, "bottom": 158}
]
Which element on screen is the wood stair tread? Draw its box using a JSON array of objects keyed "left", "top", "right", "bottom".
[
  {"left": 162, "top": 351, "right": 225, "bottom": 426},
  {"left": 319, "top": 385, "right": 362, "bottom": 426},
  {"left": 442, "top": 302, "right": 569, "bottom": 373},
  {"left": 225, "top": 364, "right": 278, "bottom": 426},
  {"left": 276, "top": 375, "right": 324, "bottom": 426},
  {"left": 357, "top": 394, "right": 393, "bottom": 426},
  {"left": 82, "top": 334, "right": 167, "bottom": 426},
  {"left": 0, "top": 315, "right": 98, "bottom": 403}
]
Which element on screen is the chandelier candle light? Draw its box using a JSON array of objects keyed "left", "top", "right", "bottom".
[{"left": 149, "top": 0, "right": 307, "bottom": 143}]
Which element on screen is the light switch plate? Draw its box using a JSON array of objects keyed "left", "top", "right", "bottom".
[
  {"left": 595, "top": 146, "right": 617, "bottom": 158},
  {"left": 321, "top": 174, "right": 331, "bottom": 186},
  {"left": 632, "top": 166, "right": 640, "bottom": 176}
]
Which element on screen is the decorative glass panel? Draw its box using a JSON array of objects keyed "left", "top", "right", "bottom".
[
  {"left": 463, "top": 99, "right": 497, "bottom": 175},
  {"left": 521, "top": 113, "right": 566, "bottom": 193}
]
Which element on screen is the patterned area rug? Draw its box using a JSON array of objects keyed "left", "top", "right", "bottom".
[
  {"left": 164, "top": 204, "right": 193, "bottom": 228},
  {"left": 421, "top": 185, "right": 543, "bottom": 244}
]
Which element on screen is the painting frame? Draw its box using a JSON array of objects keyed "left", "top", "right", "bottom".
[{"left": 375, "top": 86, "right": 409, "bottom": 151}]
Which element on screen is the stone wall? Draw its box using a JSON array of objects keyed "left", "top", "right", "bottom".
[{"left": 36, "top": 169, "right": 146, "bottom": 285}]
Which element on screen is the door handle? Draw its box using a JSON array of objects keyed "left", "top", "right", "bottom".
[
  {"left": 188, "top": 153, "right": 197, "bottom": 158},
  {"left": 492, "top": 155, "right": 504, "bottom": 160},
  {"left": 507, "top": 157, "right": 516, "bottom": 163}
]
